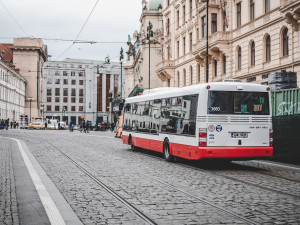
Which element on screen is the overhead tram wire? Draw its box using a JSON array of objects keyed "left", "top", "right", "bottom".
[
  {"left": 0, "top": 0, "right": 28, "bottom": 37},
  {"left": 56, "top": 0, "right": 100, "bottom": 60}
]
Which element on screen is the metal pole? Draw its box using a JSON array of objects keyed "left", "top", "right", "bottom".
[
  {"left": 149, "top": 31, "right": 151, "bottom": 90},
  {"left": 30, "top": 100, "right": 32, "bottom": 123},
  {"left": 120, "top": 61, "right": 123, "bottom": 99},
  {"left": 206, "top": 0, "right": 209, "bottom": 83}
]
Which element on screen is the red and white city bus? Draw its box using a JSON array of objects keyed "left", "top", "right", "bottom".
[{"left": 122, "top": 81, "right": 273, "bottom": 161}]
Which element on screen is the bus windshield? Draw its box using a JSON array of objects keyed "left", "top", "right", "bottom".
[{"left": 208, "top": 91, "right": 270, "bottom": 115}]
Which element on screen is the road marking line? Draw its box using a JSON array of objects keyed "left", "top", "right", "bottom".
[{"left": 11, "top": 138, "right": 66, "bottom": 225}]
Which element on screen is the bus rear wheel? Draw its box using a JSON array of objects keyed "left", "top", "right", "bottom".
[{"left": 163, "top": 139, "right": 173, "bottom": 162}]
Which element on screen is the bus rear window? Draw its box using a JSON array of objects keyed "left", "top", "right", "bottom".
[{"left": 208, "top": 91, "right": 270, "bottom": 115}]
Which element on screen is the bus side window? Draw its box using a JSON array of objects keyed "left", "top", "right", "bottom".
[{"left": 181, "top": 95, "right": 198, "bottom": 135}]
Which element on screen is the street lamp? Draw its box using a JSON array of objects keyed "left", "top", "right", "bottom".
[
  {"left": 201, "top": 0, "right": 209, "bottom": 83},
  {"left": 96, "top": 73, "right": 100, "bottom": 129},
  {"left": 147, "top": 21, "right": 153, "bottom": 90},
  {"left": 120, "top": 47, "right": 124, "bottom": 100},
  {"left": 28, "top": 97, "right": 33, "bottom": 123}
]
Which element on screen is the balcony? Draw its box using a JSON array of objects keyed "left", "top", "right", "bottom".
[
  {"left": 193, "top": 31, "right": 230, "bottom": 63},
  {"left": 156, "top": 60, "right": 174, "bottom": 81}
]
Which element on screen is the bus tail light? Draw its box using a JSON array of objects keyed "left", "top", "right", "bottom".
[
  {"left": 269, "top": 129, "right": 273, "bottom": 146},
  {"left": 199, "top": 128, "right": 207, "bottom": 147}
]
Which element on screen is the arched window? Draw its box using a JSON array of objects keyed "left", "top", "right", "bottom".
[
  {"left": 250, "top": 0, "right": 255, "bottom": 21},
  {"left": 197, "top": 63, "right": 200, "bottom": 83},
  {"left": 177, "top": 71, "right": 180, "bottom": 87},
  {"left": 190, "top": 66, "right": 193, "bottom": 85},
  {"left": 183, "top": 69, "right": 186, "bottom": 86},
  {"left": 223, "top": 54, "right": 226, "bottom": 74},
  {"left": 266, "top": 35, "right": 271, "bottom": 61},
  {"left": 237, "top": 46, "right": 242, "bottom": 70},
  {"left": 251, "top": 41, "right": 255, "bottom": 66},
  {"left": 283, "top": 28, "right": 289, "bottom": 56},
  {"left": 214, "top": 60, "right": 217, "bottom": 77},
  {"left": 167, "top": 79, "right": 170, "bottom": 87}
]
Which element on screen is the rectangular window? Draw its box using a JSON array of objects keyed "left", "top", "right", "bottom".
[
  {"left": 189, "top": 33, "right": 193, "bottom": 52},
  {"left": 79, "top": 98, "right": 83, "bottom": 103},
  {"left": 47, "top": 105, "right": 51, "bottom": 111},
  {"left": 265, "top": 0, "right": 270, "bottom": 13},
  {"left": 71, "top": 72, "right": 75, "bottom": 76},
  {"left": 71, "top": 97, "right": 76, "bottom": 103},
  {"left": 79, "top": 106, "right": 83, "bottom": 112},
  {"left": 71, "top": 106, "right": 75, "bottom": 111},
  {"left": 72, "top": 80, "right": 76, "bottom": 85},
  {"left": 214, "top": 60, "right": 217, "bottom": 77},
  {"left": 79, "top": 89, "right": 84, "bottom": 97},
  {"left": 55, "top": 88, "right": 60, "bottom": 96},
  {"left": 71, "top": 88, "right": 76, "bottom": 96},
  {"left": 250, "top": 0, "right": 255, "bottom": 21},
  {"left": 78, "top": 65, "right": 82, "bottom": 68},
  {"left": 55, "top": 71, "right": 60, "bottom": 76},
  {"left": 55, "top": 106, "right": 60, "bottom": 111},
  {"left": 79, "top": 80, "right": 83, "bottom": 85},
  {"left": 47, "top": 97, "right": 51, "bottom": 102},
  {"left": 55, "top": 79, "right": 60, "bottom": 84},
  {"left": 47, "top": 88, "right": 52, "bottom": 96},
  {"left": 177, "top": 41, "right": 180, "bottom": 58},
  {"left": 183, "top": 5, "right": 186, "bottom": 24},
  {"left": 63, "top": 71, "right": 67, "bottom": 76},
  {"left": 212, "top": 13, "right": 217, "bottom": 34},
  {"left": 223, "top": 11, "right": 227, "bottom": 31},
  {"left": 208, "top": 91, "right": 270, "bottom": 115},
  {"left": 223, "top": 55, "right": 226, "bottom": 74},
  {"left": 202, "top": 16, "right": 206, "bottom": 38},
  {"left": 63, "top": 97, "right": 68, "bottom": 103},
  {"left": 55, "top": 97, "right": 59, "bottom": 102},
  {"left": 183, "top": 37, "right": 186, "bottom": 55},
  {"left": 237, "top": 3, "right": 241, "bottom": 27},
  {"left": 196, "top": 28, "right": 199, "bottom": 40},
  {"left": 63, "top": 79, "right": 68, "bottom": 85},
  {"left": 177, "top": 10, "right": 180, "bottom": 28},
  {"left": 70, "top": 64, "right": 74, "bottom": 68},
  {"left": 189, "top": 0, "right": 193, "bottom": 19},
  {"left": 47, "top": 79, "right": 52, "bottom": 84},
  {"left": 79, "top": 72, "right": 84, "bottom": 77},
  {"left": 63, "top": 88, "right": 68, "bottom": 96}
]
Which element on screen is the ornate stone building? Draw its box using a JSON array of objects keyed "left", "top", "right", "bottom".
[
  {"left": 11, "top": 38, "right": 48, "bottom": 119},
  {"left": 157, "top": 0, "right": 300, "bottom": 87},
  {"left": 0, "top": 57, "right": 26, "bottom": 123},
  {"left": 124, "top": 0, "right": 164, "bottom": 98}
]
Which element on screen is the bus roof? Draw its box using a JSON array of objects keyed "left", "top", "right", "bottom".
[{"left": 125, "top": 82, "right": 270, "bottom": 103}]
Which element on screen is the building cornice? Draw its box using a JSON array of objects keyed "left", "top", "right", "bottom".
[{"left": 0, "top": 60, "right": 27, "bottom": 83}]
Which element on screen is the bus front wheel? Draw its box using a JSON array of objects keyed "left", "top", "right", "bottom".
[{"left": 163, "top": 139, "right": 173, "bottom": 162}]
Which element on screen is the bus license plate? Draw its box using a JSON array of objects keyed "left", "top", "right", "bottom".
[{"left": 231, "top": 132, "right": 248, "bottom": 138}]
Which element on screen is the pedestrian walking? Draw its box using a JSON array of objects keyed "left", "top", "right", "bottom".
[
  {"left": 45, "top": 122, "right": 47, "bottom": 129},
  {"left": 13, "top": 121, "right": 16, "bottom": 129},
  {"left": 69, "top": 121, "right": 73, "bottom": 132},
  {"left": 10, "top": 121, "right": 13, "bottom": 129},
  {"left": 85, "top": 121, "right": 89, "bottom": 133},
  {"left": 111, "top": 122, "right": 115, "bottom": 132}
]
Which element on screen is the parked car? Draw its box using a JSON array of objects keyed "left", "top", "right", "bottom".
[
  {"left": 58, "top": 122, "right": 67, "bottom": 130},
  {"left": 28, "top": 122, "right": 45, "bottom": 129},
  {"left": 87, "top": 121, "right": 96, "bottom": 130}
]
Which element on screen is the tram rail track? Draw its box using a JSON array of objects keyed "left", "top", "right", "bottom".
[
  {"left": 44, "top": 140, "right": 260, "bottom": 225},
  {"left": 44, "top": 140, "right": 158, "bottom": 225},
  {"left": 132, "top": 149, "right": 300, "bottom": 200}
]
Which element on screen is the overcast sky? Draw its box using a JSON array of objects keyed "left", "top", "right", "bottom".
[{"left": 0, "top": 0, "right": 142, "bottom": 62}]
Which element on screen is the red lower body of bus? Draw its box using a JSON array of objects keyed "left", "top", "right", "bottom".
[{"left": 122, "top": 135, "right": 273, "bottom": 160}]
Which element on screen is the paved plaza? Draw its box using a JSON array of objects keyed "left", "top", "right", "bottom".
[{"left": 0, "top": 129, "right": 300, "bottom": 224}]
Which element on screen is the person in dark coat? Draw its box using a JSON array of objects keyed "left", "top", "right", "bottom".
[
  {"left": 10, "top": 121, "right": 13, "bottom": 129},
  {"left": 85, "top": 121, "right": 89, "bottom": 133}
]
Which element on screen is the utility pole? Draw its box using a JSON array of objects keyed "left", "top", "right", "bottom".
[
  {"left": 206, "top": 0, "right": 209, "bottom": 83},
  {"left": 120, "top": 47, "right": 124, "bottom": 100},
  {"left": 147, "top": 21, "right": 153, "bottom": 90}
]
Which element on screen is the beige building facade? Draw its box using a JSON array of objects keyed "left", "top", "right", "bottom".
[
  {"left": 11, "top": 38, "right": 48, "bottom": 120},
  {"left": 156, "top": 0, "right": 300, "bottom": 88},
  {"left": 124, "top": 0, "right": 164, "bottom": 98}
]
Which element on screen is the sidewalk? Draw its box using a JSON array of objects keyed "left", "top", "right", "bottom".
[{"left": 0, "top": 136, "right": 82, "bottom": 225}]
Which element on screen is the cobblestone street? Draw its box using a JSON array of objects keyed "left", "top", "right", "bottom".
[{"left": 1, "top": 129, "right": 300, "bottom": 224}]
